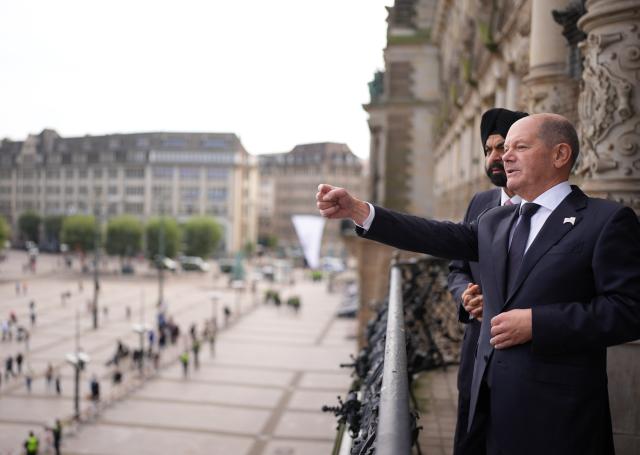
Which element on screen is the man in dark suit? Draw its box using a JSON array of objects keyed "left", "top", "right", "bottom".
[
  {"left": 448, "top": 108, "right": 527, "bottom": 455},
  {"left": 316, "top": 113, "right": 640, "bottom": 454}
]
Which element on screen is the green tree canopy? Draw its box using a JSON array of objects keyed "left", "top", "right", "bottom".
[
  {"left": 106, "top": 216, "right": 143, "bottom": 258},
  {"left": 146, "top": 217, "right": 180, "bottom": 259},
  {"left": 0, "top": 216, "right": 11, "bottom": 247},
  {"left": 182, "top": 216, "right": 222, "bottom": 258},
  {"left": 18, "top": 211, "right": 41, "bottom": 243},
  {"left": 44, "top": 215, "right": 65, "bottom": 245},
  {"left": 61, "top": 215, "right": 96, "bottom": 253}
]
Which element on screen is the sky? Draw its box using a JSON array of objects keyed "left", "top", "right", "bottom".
[{"left": 0, "top": 0, "right": 394, "bottom": 158}]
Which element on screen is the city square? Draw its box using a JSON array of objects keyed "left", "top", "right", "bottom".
[{"left": 0, "top": 251, "right": 356, "bottom": 454}]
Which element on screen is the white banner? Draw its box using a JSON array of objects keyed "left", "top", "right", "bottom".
[{"left": 292, "top": 215, "right": 326, "bottom": 269}]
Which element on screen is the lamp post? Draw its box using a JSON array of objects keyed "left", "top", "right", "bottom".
[
  {"left": 157, "top": 206, "right": 165, "bottom": 309},
  {"left": 92, "top": 205, "right": 101, "bottom": 330},
  {"left": 133, "top": 291, "right": 149, "bottom": 374},
  {"left": 66, "top": 308, "right": 90, "bottom": 420}
]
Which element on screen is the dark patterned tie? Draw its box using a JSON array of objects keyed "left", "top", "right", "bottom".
[{"left": 507, "top": 203, "right": 541, "bottom": 295}]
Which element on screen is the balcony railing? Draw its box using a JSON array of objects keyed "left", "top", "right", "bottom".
[{"left": 325, "top": 257, "right": 463, "bottom": 455}]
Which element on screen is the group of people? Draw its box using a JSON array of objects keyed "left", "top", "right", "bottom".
[
  {"left": 180, "top": 319, "right": 218, "bottom": 378},
  {"left": 317, "top": 111, "right": 640, "bottom": 455}
]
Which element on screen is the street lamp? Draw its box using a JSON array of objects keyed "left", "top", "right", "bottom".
[
  {"left": 157, "top": 205, "right": 165, "bottom": 309},
  {"left": 132, "top": 323, "right": 150, "bottom": 374},
  {"left": 92, "top": 205, "right": 102, "bottom": 330},
  {"left": 66, "top": 307, "right": 90, "bottom": 420},
  {"left": 231, "top": 280, "right": 244, "bottom": 318},
  {"left": 210, "top": 292, "right": 221, "bottom": 324}
]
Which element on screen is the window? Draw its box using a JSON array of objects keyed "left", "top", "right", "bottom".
[
  {"left": 181, "top": 187, "right": 199, "bottom": 201},
  {"left": 108, "top": 168, "right": 118, "bottom": 178},
  {"left": 207, "top": 188, "right": 227, "bottom": 201},
  {"left": 46, "top": 170, "right": 61, "bottom": 179},
  {"left": 136, "top": 137, "right": 150, "bottom": 148},
  {"left": 162, "top": 138, "right": 186, "bottom": 148},
  {"left": 93, "top": 169, "right": 103, "bottom": 178},
  {"left": 108, "top": 186, "right": 118, "bottom": 195},
  {"left": 65, "top": 186, "right": 74, "bottom": 195},
  {"left": 201, "top": 138, "right": 227, "bottom": 149},
  {"left": 65, "top": 169, "right": 74, "bottom": 178},
  {"left": 206, "top": 168, "right": 228, "bottom": 179},
  {"left": 78, "top": 169, "right": 88, "bottom": 178},
  {"left": 125, "top": 186, "right": 144, "bottom": 196},
  {"left": 108, "top": 138, "right": 120, "bottom": 150},
  {"left": 94, "top": 187, "right": 103, "bottom": 196},
  {"left": 78, "top": 186, "right": 88, "bottom": 195},
  {"left": 152, "top": 167, "right": 173, "bottom": 179},
  {"left": 124, "top": 202, "right": 144, "bottom": 213},
  {"left": 125, "top": 168, "right": 145, "bottom": 179},
  {"left": 179, "top": 167, "right": 200, "bottom": 179}
]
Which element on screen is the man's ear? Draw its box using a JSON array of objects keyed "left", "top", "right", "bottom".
[{"left": 553, "top": 143, "right": 572, "bottom": 169}]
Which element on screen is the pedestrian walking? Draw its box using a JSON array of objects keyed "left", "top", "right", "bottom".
[
  {"left": 125, "top": 306, "right": 131, "bottom": 320},
  {"left": 24, "top": 430, "right": 39, "bottom": 455},
  {"left": 223, "top": 306, "right": 231, "bottom": 326},
  {"left": 192, "top": 338, "right": 201, "bottom": 370},
  {"left": 189, "top": 323, "right": 197, "bottom": 341},
  {"left": 29, "top": 300, "right": 36, "bottom": 326},
  {"left": 25, "top": 371, "right": 33, "bottom": 393},
  {"left": 45, "top": 420, "right": 62, "bottom": 455},
  {"left": 90, "top": 375, "right": 100, "bottom": 403},
  {"left": 1, "top": 320, "right": 9, "bottom": 341},
  {"left": 15, "top": 282, "right": 20, "bottom": 295},
  {"left": 55, "top": 373, "right": 62, "bottom": 395},
  {"left": 16, "top": 352, "right": 23, "bottom": 375},
  {"left": 45, "top": 364, "right": 54, "bottom": 390},
  {"left": 179, "top": 350, "right": 189, "bottom": 378},
  {"left": 22, "top": 281, "right": 28, "bottom": 294},
  {"left": 5, "top": 356, "right": 15, "bottom": 380}
]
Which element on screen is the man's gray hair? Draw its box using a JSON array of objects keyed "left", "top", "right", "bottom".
[{"left": 538, "top": 116, "right": 580, "bottom": 166}]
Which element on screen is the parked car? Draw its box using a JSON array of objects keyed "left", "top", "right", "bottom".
[
  {"left": 180, "top": 256, "right": 210, "bottom": 272},
  {"left": 154, "top": 256, "right": 177, "bottom": 272}
]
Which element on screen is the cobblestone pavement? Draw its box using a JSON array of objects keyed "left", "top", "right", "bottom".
[{"left": 0, "top": 252, "right": 356, "bottom": 455}]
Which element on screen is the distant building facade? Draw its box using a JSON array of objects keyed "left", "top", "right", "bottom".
[
  {"left": 258, "top": 143, "right": 364, "bottom": 257},
  {"left": 0, "top": 129, "right": 257, "bottom": 253}
]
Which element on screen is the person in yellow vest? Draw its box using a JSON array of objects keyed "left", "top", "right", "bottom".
[
  {"left": 24, "top": 430, "right": 39, "bottom": 455},
  {"left": 179, "top": 350, "right": 189, "bottom": 378}
]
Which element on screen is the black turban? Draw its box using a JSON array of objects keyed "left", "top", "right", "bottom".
[{"left": 480, "top": 108, "right": 528, "bottom": 152}]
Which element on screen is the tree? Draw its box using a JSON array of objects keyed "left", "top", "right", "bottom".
[
  {"left": 44, "top": 215, "right": 65, "bottom": 250},
  {"left": 61, "top": 215, "right": 96, "bottom": 253},
  {"left": 105, "top": 216, "right": 143, "bottom": 263},
  {"left": 182, "top": 217, "right": 222, "bottom": 258},
  {"left": 146, "top": 217, "right": 180, "bottom": 259},
  {"left": 18, "top": 211, "right": 41, "bottom": 243},
  {"left": 0, "top": 216, "right": 11, "bottom": 248}
]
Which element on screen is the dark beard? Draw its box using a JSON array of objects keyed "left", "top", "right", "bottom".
[{"left": 486, "top": 162, "right": 507, "bottom": 187}]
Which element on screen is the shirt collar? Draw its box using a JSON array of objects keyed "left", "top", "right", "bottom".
[
  {"left": 522, "top": 181, "right": 572, "bottom": 212},
  {"left": 500, "top": 188, "right": 522, "bottom": 206}
]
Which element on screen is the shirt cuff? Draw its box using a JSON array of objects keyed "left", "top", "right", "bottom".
[{"left": 356, "top": 202, "right": 375, "bottom": 231}]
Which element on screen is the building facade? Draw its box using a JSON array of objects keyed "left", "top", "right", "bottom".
[
  {"left": 258, "top": 142, "right": 364, "bottom": 257},
  {"left": 0, "top": 129, "right": 258, "bottom": 254},
  {"left": 361, "top": 0, "right": 640, "bottom": 451}
]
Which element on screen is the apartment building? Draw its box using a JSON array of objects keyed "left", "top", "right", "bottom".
[
  {"left": 0, "top": 129, "right": 257, "bottom": 253},
  {"left": 258, "top": 142, "right": 364, "bottom": 257}
]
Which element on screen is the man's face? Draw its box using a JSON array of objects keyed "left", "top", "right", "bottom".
[
  {"left": 484, "top": 134, "right": 507, "bottom": 187},
  {"left": 503, "top": 117, "right": 556, "bottom": 201}
]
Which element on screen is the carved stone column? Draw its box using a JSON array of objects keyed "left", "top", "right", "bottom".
[
  {"left": 578, "top": 3, "right": 640, "bottom": 453},
  {"left": 524, "top": 0, "right": 580, "bottom": 123},
  {"left": 577, "top": 0, "right": 640, "bottom": 213}
]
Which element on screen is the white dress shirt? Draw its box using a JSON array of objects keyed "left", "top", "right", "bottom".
[{"left": 512, "top": 181, "right": 572, "bottom": 252}]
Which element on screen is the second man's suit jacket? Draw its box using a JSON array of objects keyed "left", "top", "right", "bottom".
[
  {"left": 447, "top": 188, "right": 500, "bottom": 455},
  {"left": 357, "top": 186, "right": 640, "bottom": 455}
]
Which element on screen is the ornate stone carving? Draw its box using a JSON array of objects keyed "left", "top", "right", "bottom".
[
  {"left": 577, "top": 20, "right": 640, "bottom": 179},
  {"left": 577, "top": 0, "right": 640, "bottom": 217}
]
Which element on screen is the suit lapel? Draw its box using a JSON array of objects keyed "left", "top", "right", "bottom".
[
  {"left": 503, "top": 188, "right": 587, "bottom": 307},
  {"left": 491, "top": 206, "right": 519, "bottom": 310}
]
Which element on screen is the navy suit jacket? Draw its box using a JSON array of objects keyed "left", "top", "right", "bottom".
[
  {"left": 447, "top": 188, "right": 500, "bottom": 454},
  {"left": 357, "top": 186, "right": 640, "bottom": 455}
]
